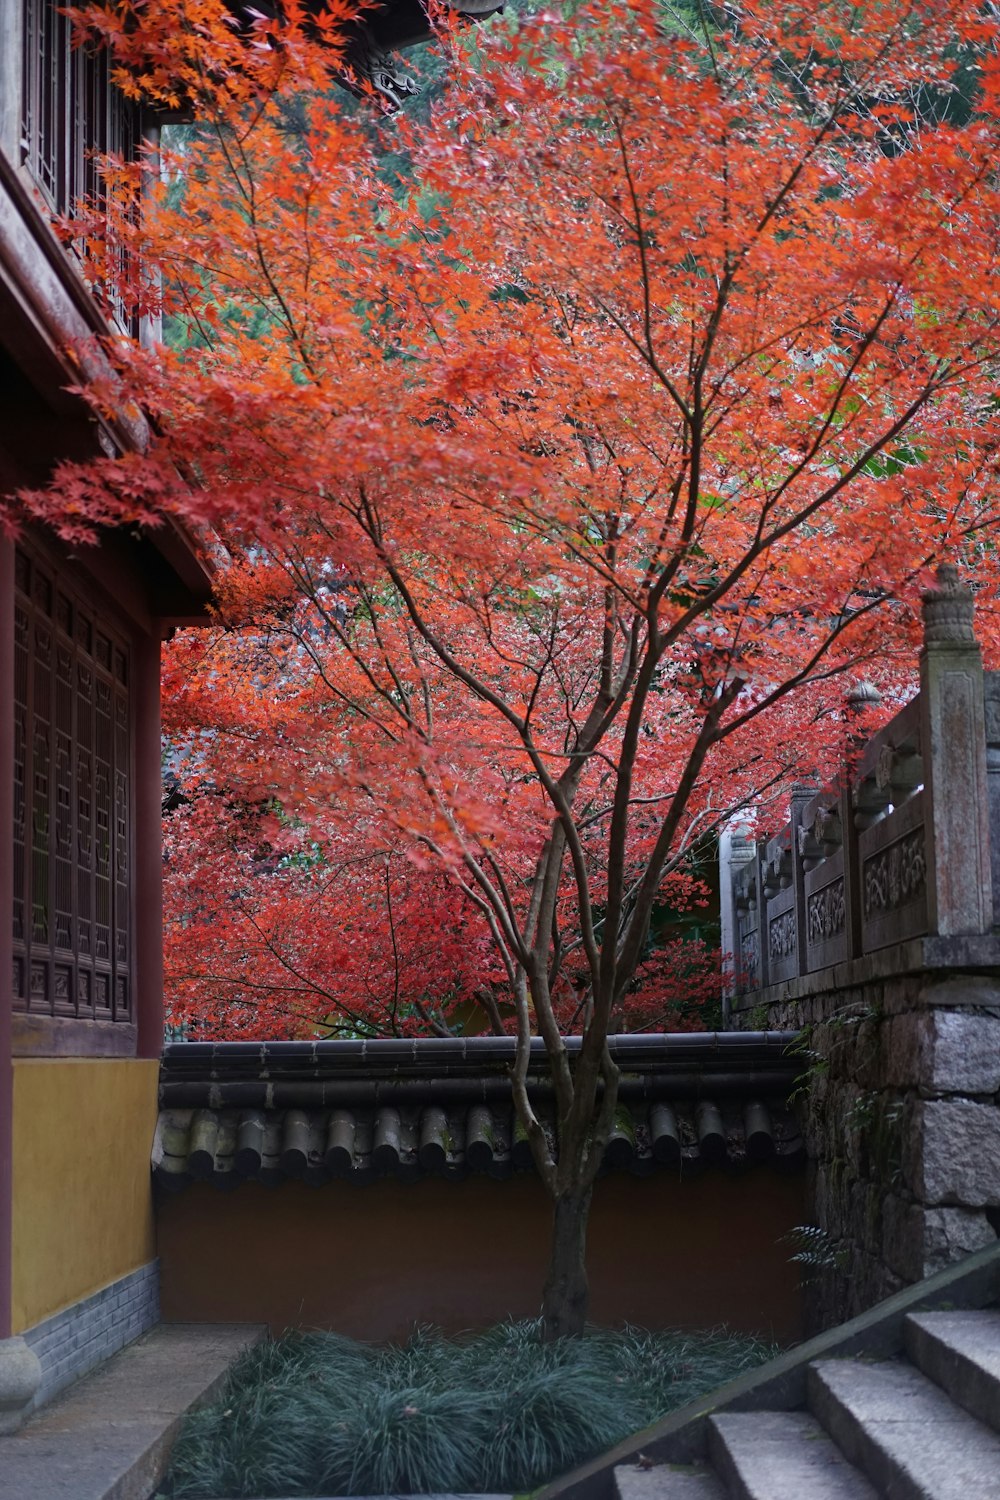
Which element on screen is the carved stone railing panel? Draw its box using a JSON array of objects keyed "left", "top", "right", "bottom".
[
  {"left": 733, "top": 856, "right": 761, "bottom": 995},
  {"left": 763, "top": 826, "right": 797, "bottom": 984},
  {"left": 797, "top": 781, "right": 851, "bottom": 971},
  {"left": 859, "top": 793, "right": 928, "bottom": 953},
  {"left": 850, "top": 695, "right": 928, "bottom": 956},
  {"left": 765, "top": 885, "right": 797, "bottom": 984},
  {"left": 804, "top": 845, "right": 849, "bottom": 972}
]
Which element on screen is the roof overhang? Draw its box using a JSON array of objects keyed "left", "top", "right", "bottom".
[{"left": 0, "top": 154, "right": 216, "bottom": 626}]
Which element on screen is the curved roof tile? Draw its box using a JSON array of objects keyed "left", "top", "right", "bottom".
[{"left": 153, "top": 1097, "right": 804, "bottom": 1190}]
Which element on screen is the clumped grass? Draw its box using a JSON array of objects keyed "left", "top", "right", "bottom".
[{"left": 160, "top": 1321, "right": 775, "bottom": 1497}]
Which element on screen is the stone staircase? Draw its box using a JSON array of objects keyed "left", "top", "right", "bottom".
[
  {"left": 615, "top": 1308, "right": 1000, "bottom": 1500},
  {"left": 533, "top": 1245, "right": 1000, "bottom": 1500}
]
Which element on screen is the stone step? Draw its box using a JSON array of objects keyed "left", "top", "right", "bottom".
[
  {"left": 904, "top": 1308, "right": 1000, "bottom": 1436},
  {"left": 707, "top": 1409, "right": 878, "bottom": 1499},
  {"left": 808, "top": 1356, "right": 1000, "bottom": 1499},
  {"left": 615, "top": 1459, "right": 728, "bottom": 1499}
]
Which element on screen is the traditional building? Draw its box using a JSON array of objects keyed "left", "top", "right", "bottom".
[{"left": 0, "top": 0, "right": 212, "bottom": 1429}]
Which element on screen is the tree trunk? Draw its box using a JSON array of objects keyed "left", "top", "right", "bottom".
[{"left": 541, "top": 1187, "right": 592, "bottom": 1341}]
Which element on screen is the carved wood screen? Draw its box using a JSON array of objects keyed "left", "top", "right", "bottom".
[
  {"left": 12, "top": 543, "right": 133, "bottom": 1025},
  {"left": 20, "top": 0, "right": 141, "bottom": 333}
]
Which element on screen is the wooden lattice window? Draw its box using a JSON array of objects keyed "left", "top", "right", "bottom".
[
  {"left": 20, "top": 0, "right": 141, "bottom": 333},
  {"left": 12, "top": 543, "right": 133, "bottom": 1025}
]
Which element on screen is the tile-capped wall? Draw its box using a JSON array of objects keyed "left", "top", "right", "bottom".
[{"left": 21, "top": 1260, "right": 159, "bottom": 1408}]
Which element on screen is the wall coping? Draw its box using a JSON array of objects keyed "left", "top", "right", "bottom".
[
  {"left": 729, "top": 934, "right": 1000, "bottom": 1016},
  {"left": 160, "top": 1033, "right": 803, "bottom": 1107},
  {"left": 162, "top": 1031, "right": 800, "bottom": 1074}
]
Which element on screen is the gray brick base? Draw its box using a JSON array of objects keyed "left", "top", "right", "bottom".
[{"left": 21, "top": 1260, "right": 159, "bottom": 1408}]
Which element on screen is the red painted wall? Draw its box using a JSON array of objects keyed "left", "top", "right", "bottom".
[{"left": 158, "top": 1169, "right": 805, "bottom": 1345}]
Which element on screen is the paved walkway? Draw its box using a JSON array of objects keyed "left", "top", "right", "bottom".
[{"left": 0, "top": 1322, "right": 261, "bottom": 1500}]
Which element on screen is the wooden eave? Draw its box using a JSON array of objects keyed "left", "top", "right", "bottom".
[{"left": 0, "top": 150, "right": 215, "bottom": 625}]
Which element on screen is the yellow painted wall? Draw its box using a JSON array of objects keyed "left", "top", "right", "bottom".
[{"left": 11, "top": 1058, "right": 158, "bottom": 1333}]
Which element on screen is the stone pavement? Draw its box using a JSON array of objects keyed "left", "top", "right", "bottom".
[{"left": 0, "top": 1322, "right": 261, "bottom": 1500}]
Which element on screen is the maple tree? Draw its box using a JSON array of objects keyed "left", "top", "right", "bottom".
[
  {"left": 16, "top": 0, "right": 1000, "bottom": 1336},
  {"left": 160, "top": 788, "right": 719, "bottom": 1040}
]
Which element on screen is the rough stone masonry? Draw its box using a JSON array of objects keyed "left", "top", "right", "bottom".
[{"left": 723, "top": 568, "right": 1000, "bottom": 1333}]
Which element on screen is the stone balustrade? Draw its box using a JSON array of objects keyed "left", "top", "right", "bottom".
[{"left": 721, "top": 564, "right": 995, "bottom": 1002}]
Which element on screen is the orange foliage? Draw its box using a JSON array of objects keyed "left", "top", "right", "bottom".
[{"left": 17, "top": 1, "right": 1000, "bottom": 1272}]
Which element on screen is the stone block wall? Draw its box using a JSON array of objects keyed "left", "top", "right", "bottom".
[
  {"left": 737, "top": 952, "right": 1000, "bottom": 1331},
  {"left": 21, "top": 1259, "right": 159, "bottom": 1408}
]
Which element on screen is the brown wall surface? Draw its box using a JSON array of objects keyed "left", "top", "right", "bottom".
[{"left": 158, "top": 1169, "right": 804, "bottom": 1345}]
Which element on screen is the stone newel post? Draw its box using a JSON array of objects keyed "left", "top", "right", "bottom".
[
  {"left": 919, "top": 564, "right": 992, "bottom": 937},
  {"left": 719, "top": 823, "right": 755, "bottom": 1019},
  {"left": 0, "top": 1338, "right": 41, "bottom": 1433}
]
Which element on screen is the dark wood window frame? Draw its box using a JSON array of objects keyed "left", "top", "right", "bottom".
[
  {"left": 20, "top": 0, "right": 142, "bottom": 337},
  {"left": 12, "top": 537, "right": 137, "bottom": 1058}
]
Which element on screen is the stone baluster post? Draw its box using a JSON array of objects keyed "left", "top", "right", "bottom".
[
  {"left": 789, "top": 783, "right": 816, "bottom": 978},
  {"left": 846, "top": 681, "right": 883, "bottom": 959},
  {"left": 984, "top": 674, "right": 1000, "bottom": 929},
  {"left": 753, "top": 839, "right": 769, "bottom": 992},
  {"left": 719, "top": 823, "right": 755, "bottom": 1021},
  {"left": 919, "top": 565, "right": 992, "bottom": 936}
]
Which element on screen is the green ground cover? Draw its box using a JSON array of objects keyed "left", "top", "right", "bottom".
[{"left": 158, "top": 1321, "right": 775, "bottom": 1497}]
